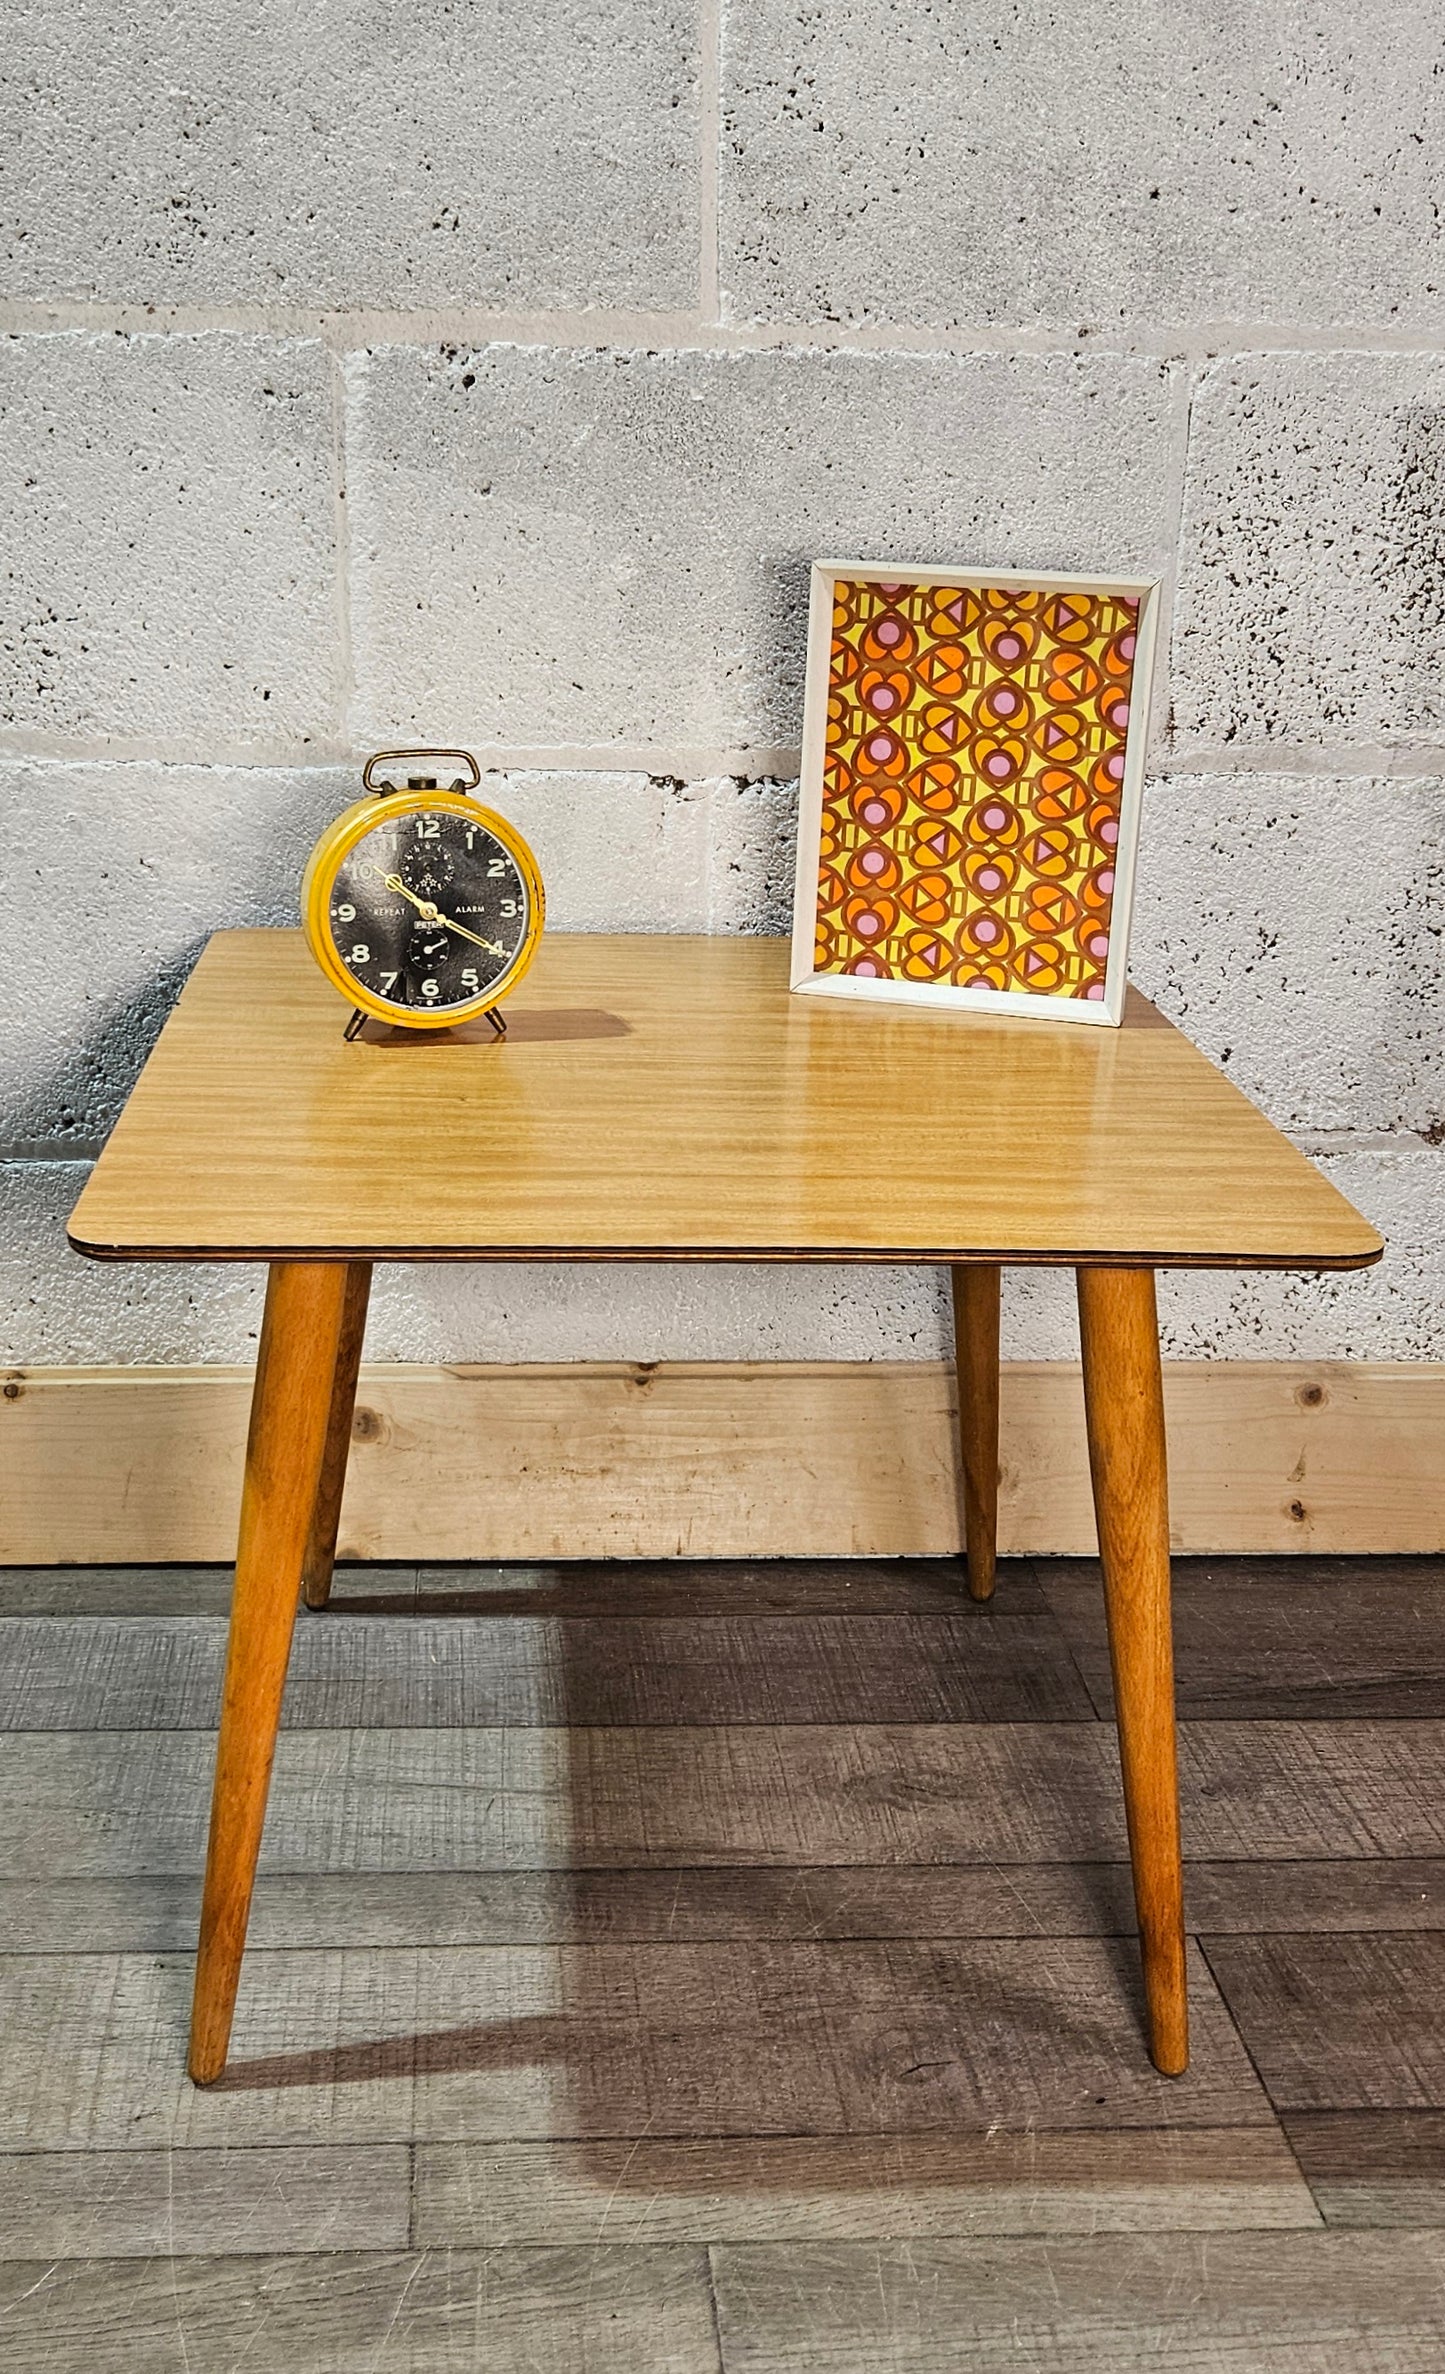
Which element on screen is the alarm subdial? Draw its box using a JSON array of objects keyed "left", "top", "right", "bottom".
[
  {"left": 401, "top": 840, "right": 456, "bottom": 898},
  {"left": 408, "top": 920, "right": 452, "bottom": 974}
]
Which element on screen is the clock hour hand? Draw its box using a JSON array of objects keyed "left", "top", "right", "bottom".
[
  {"left": 378, "top": 870, "right": 507, "bottom": 960},
  {"left": 380, "top": 871, "right": 436, "bottom": 916}
]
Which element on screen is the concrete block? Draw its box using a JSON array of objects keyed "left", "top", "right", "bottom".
[
  {"left": 1162, "top": 1145, "right": 1445, "bottom": 1362},
  {"left": 706, "top": 776, "right": 797, "bottom": 933},
  {"left": 0, "top": 3, "right": 697, "bottom": 313},
  {"left": 0, "top": 1162, "right": 265, "bottom": 1365},
  {"left": 1130, "top": 773, "right": 1445, "bottom": 1136},
  {"left": 0, "top": 335, "right": 340, "bottom": 756},
  {"left": 1, "top": 762, "right": 352, "bottom": 1150},
  {"left": 369, "top": 1260, "right": 950, "bottom": 1367},
  {"left": 485, "top": 770, "right": 710, "bottom": 931},
  {"left": 1174, "top": 353, "right": 1445, "bottom": 748},
  {"left": 348, "top": 342, "right": 1177, "bottom": 756},
  {"left": 721, "top": 4, "right": 1445, "bottom": 330}
]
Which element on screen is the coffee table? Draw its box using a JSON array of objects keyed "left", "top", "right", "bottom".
[{"left": 69, "top": 930, "right": 1382, "bottom": 2085}]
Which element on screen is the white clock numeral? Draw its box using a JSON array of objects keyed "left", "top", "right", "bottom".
[
  {"left": 421, "top": 978, "right": 441, "bottom": 1000},
  {"left": 380, "top": 971, "right": 399, "bottom": 993},
  {"left": 460, "top": 966, "right": 480, "bottom": 993},
  {"left": 500, "top": 899, "right": 518, "bottom": 918},
  {"left": 486, "top": 857, "right": 506, "bottom": 877},
  {"left": 335, "top": 903, "right": 356, "bottom": 921},
  {"left": 350, "top": 943, "right": 371, "bottom": 963},
  {"left": 414, "top": 817, "right": 441, "bottom": 840}
]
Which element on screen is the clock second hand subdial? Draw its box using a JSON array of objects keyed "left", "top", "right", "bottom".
[{"left": 378, "top": 871, "right": 508, "bottom": 960}]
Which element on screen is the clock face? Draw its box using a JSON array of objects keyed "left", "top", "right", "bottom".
[{"left": 326, "top": 806, "right": 532, "bottom": 1016}]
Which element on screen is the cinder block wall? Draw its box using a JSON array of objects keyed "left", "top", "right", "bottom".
[{"left": 2, "top": 4, "right": 1441, "bottom": 1367}]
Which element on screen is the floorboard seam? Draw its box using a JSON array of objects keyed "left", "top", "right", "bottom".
[
  {"left": 703, "top": 2241, "right": 728, "bottom": 2374},
  {"left": 1030, "top": 1553, "right": 1115, "bottom": 1722},
  {"left": 1194, "top": 1931, "right": 1317, "bottom": 2195}
]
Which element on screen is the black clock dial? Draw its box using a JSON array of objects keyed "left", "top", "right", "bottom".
[{"left": 327, "top": 806, "right": 531, "bottom": 1014}]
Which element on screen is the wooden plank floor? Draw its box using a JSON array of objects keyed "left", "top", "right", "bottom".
[{"left": 4, "top": 1554, "right": 1445, "bottom": 2368}]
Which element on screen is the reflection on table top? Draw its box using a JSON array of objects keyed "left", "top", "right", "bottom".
[{"left": 68, "top": 932, "right": 1384, "bottom": 1271}]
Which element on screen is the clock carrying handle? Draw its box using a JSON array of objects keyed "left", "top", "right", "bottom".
[{"left": 362, "top": 747, "right": 481, "bottom": 794}]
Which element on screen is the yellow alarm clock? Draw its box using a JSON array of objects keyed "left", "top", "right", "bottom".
[{"left": 302, "top": 748, "right": 544, "bottom": 1036}]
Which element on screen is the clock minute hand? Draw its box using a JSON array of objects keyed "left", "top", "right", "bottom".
[
  {"left": 379, "top": 875, "right": 507, "bottom": 961},
  {"left": 430, "top": 911, "right": 508, "bottom": 960}
]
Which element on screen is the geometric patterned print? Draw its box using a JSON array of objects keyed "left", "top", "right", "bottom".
[{"left": 813, "top": 577, "right": 1140, "bottom": 1002}]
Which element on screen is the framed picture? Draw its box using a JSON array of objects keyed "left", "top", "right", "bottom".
[{"left": 789, "top": 563, "right": 1160, "bottom": 1027}]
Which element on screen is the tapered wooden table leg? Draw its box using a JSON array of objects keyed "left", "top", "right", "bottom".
[
  {"left": 188, "top": 1261, "right": 352, "bottom": 2085},
  {"left": 1076, "top": 1265, "right": 1188, "bottom": 2076},
  {"left": 300, "top": 1262, "right": 373, "bottom": 1611},
  {"left": 951, "top": 1264, "right": 1001, "bottom": 1601}
]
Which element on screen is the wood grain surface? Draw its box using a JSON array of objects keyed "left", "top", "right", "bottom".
[
  {"left": 412, "top": 2128, "right": 1318, "bottom": 2244},
  {"left": 0, "top": 1604, "right": 1094, "bottom": 1728},
  {"left": 0, "top": 2245, "right": 721, "bottom": 2374},
  {"left": 1077, "top": 1267, "right": 1186, "bottom": 2073},
  {"left": 0, "top": 1940, "right": 1268, "bottom": 2149},
  {"left": 1202, "top": 1934, "right": 1445, "bottom": 2110},
  {"left": 188, "top": 1262, "right": 350, "bottom": 2082},
  {"left": 300, "top": 1261, "right": 373, "bottom": 1611},
  {"left": 2, "top": 1553, "right": 1444, "bottom": 2363},
  {"left": 12, "top": 1358, "right": 1442, "bottom": 1566},
  {"left": 1286, "top": 2111, "right": 1445, "bottom": 2228},
  {"left": 0, "top": 2144, "right": 409, "bottom": 2257},
  {"left": 67, "top": 931, "right": 1381, "bottom": 1266},
  {"left": 10, "top": 1720, "right": 1445, "bottom": 1878},
  {"left": 0, "top": 1556, "right": 1004, "bottom": 1619},
  {"left": 709, "top": 2233, "right": 1445, "bottom": 2372},
  {"left": 950, "top": 1264, "right": 1000, "bottom": 1600},
  {"left": 4, "top": 1857, "right": 1445, "bottom": 1955},
  {"left": 1045, "top": 1555, "right": 1445, "bottom": 1719}
]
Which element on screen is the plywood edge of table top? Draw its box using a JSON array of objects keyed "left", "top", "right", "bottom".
[
  {"left": 67, "top": 1231, "right": 1384, "bottom": 1271},
  {"left": 65, "top": 930, "right": 1386, "bottom": 1274}
]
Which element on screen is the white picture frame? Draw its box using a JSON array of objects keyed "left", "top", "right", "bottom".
[{"left": 789, "top": 561, "right": 1161, "bottom": 1027}]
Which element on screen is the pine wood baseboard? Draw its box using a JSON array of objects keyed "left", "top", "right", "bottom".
[{"left": 2, "top": 1359, "right": 1439, "bottom": 1564}]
